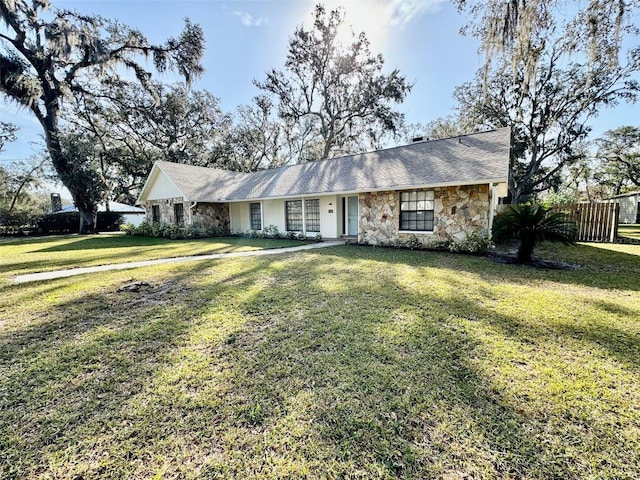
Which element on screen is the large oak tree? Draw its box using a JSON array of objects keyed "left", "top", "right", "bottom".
[
  {"left": 0, "top": 0, "right": 203, "bottom": 233},
  {"left": 454, "top": 50, "right": 639, "bottom": 202},
  {"left": 451, "top": 0, "right": 640, "bottom": 202},
  {"left": 594, "top": 126, "right": 640, "bottom": 195},
  {"left": 455, "top": 0, "right": 639, "bottom": 80},
  {"left": 63, "top": 82, "right": 229, "bottom": 204},
  {"left": 219, "top": 96, "right": 293, "bottom": 172},
  {"left": 256, "top": 5, "right": 411, "bottom": 161}
]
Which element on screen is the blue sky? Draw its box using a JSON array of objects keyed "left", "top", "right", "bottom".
[{"left": 1, "top": 0, "right": 638, "bottom": 164}]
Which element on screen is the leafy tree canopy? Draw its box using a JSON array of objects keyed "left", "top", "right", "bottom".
[
  {"left": 256, "top": 4, "right": 412, "bottom": 161},
  {"left": 593, "top": 126, "right": 640, "bottom": 195},
  {"left": 0, "top": 121, "right": 18, "bottom": 153},
  {"left": 455, "top": 0, "right": 640, "bottom": 82},
  {"left": 0, "top": 0, "right": 204, "bottom": 233},
  {"left": 217, "top": 96, "right": 293, "bottom": 172},
  {"left": 449, "top": 0, "right": 640, "bottom": 203},
  {"left": 62, "top": 81, "right": 230, "bottom": 204},
  {"left": 0, "top": 154, "right": 48, "bottom": 211}
]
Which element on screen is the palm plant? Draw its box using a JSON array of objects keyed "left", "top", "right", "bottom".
[{"left": 492, "top": 204, "right": 577, "bottom": 263}]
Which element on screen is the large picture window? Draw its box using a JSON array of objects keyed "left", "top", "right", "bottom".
[
  {"left": 285, "top": 200, "right": 303, "bottom": 231},
  {"left": 250, "top": 203, "right": 261, "bottom": 230},
  {"left": 174, "top": 203, "right": 184, "bottom": 225},
  {"left": 400, "top": 190, "right": 434, "bottom": 231},
  {"left": 305, "top": 199, "right": 320, "bottom": 232}
]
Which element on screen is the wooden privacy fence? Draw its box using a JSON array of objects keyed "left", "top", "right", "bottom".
[
  {"left": 550, "top": 203, "right": 619, "bottom": 243},
  {"left": 495, "top": 202, "right": 620, "bottom": 243}
]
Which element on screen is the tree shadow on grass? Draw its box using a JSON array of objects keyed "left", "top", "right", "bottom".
[
  {"left": 314, "top": 246, "right": 640, "bottom": 371},
  {"left": 187, "top": 251, "right": 639, "bottom": 478},
  {"left": 0, "top": 258, "right": 274, "bottom": 477},
  {"left": 29, "top": 235, "right": 304, "bottom": 253},
  {"left": 30, "top": 235, "right": 174, "bottom": 252},
  {"left": 0, "top": 248, "right": 169, "bottom": 277},
  {"left": 325, "top": 242, "right": 640, "bottom": 292},
  {"left": 1, "top": 248, "right": 638, "bottom": 478}
]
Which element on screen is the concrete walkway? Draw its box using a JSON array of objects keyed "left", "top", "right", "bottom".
[{"left": 13, "top": 240, "right": 345, "bottom": 284}]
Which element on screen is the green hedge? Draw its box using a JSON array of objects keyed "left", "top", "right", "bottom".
[
  {"left": 121, "top": 221, "right": 227, "bottom": 239},
  {"left": 36, "top": 211, "right": 124, "bottom": 234},
  {"left": 0, "top": 208, "right": 43, "bottom": 236}
]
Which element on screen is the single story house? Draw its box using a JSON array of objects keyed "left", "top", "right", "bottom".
[
  {"left": 137, "top": 127, "right": 511, "bottom": 245},
  {"left": 609, "top": 191, "right": 640, "bottom": 224}
]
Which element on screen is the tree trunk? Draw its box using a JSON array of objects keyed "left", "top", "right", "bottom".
[
  {"left": 49, "top": 150, "right": 98, "bottom": 235},
  {"left": 41, "top": 105, "right": 98, "bottom": 235},
  {"left": 507, "top": 139, "right": 519, "bottom": 204},
  {"left": 517, "top": 236, "right": 536, "bottom": 263},
  {"left": 8, "top": 161, "right": 44, "bottom": 212},
  {"left": 78, "top": 208, "right": 97, "bottom": 234},
  {"left": 74, "top": 195, "right": 98, "bottom": 234},
  {"left": 8, "top": 178, "right": 28, "bottom": 212}
]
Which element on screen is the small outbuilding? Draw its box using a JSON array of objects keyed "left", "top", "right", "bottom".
[{"left": 609, "top": 191, "right": 640, "bottom": 224}]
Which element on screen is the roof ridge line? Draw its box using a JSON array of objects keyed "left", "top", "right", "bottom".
[{"left": 250, "top": 126, "right": 510, "bottom": 175}]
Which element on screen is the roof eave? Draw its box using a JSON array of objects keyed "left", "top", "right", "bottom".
[
  {"left": 136, "top": 162, "right": 189, "bottom": 205},
  {"left": 608, "top": 190, "right": 640, "bottom": 199}
]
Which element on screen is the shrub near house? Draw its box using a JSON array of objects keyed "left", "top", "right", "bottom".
[{"left": 492, "top": 204, "right": 577, "bottom": 262}]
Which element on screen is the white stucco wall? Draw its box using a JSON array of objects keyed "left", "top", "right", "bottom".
[
  {"left": 262, "top": 199, "right": 285, "bottom": 232},
  {"left": 229, "top": 202, "right": 250, "bottom": 233},
  {"left": 144, "top": 171, "right": 183, "bottom": 200},
  {"left": 230, "top": 199, "right": 285, "bottom": 233},
  {"left": 230, "top": 194, "right": 339, "bottom": 238}
]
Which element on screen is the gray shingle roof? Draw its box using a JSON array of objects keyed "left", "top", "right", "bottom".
[
  {"left": 148, "top": 127, "right": 511, "bottom": 202},
  {"left": 57, "top": 201, "right": 145, "bottom": 214},
  {"left": 609, "top": 190, "right": 640, "bottom": 199}
]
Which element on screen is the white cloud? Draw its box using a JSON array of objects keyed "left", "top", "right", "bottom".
[
  {"left": 301, "top": 0, "right": 446, "bottom": 50},
  {"left": 234, "top": 10, "right": 268, "bottom": 27},
  {"left": 389, "top": 0, "right": 445, "bottom": 26}
]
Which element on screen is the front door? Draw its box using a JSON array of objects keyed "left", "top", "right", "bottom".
[{"left": 347, "top": 196, "right": 358, "bottom": 236}]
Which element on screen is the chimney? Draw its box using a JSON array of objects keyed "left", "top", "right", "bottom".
[{"left": 51, "top": 193, "right": 62, "bottom": 212}]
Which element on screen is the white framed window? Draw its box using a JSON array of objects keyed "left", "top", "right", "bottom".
[
  {"left": 250, "top": 203, "right": 261, "bottom": 230},
  {"left": 285, "top": 200, "right": 303, "bottom": 231},
  {"left": 400, "top": 190, "right": 434, "bottom": 231},
  {"left": 305, "top": 199, "right": 320, "bottom": 232}
]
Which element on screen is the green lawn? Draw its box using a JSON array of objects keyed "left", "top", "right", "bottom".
[
  {"left": 618, "top": 224, "right": 640, "bottom": 241},
  {"left": 1, "top": 240, "right": 639, "bottom": 478},
  {"left": 0, "top": 234, "right": 304, "bottom": 279}
]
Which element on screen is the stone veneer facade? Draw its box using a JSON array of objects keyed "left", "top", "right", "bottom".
[
  {"left": 144, "top": 198, "right": 230, "bottom": 233},
  {"left": 359, "top": 184, "right": 490, "bottom": 245},
  {"left": 144, "top": 197, "right": 184, "bottom": 225},
  {"left": 191, "top": 202, "right": 230, "bottom": 233}
]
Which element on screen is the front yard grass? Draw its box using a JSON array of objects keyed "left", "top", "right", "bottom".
[
  {"left": 618, "top": 223, "right": 640, "bottom": 241},
  {"left": 0, "top": 234, "right": 304, "bottom": 279},
  {"left": 1, "top": 240, "right": 639, "bottom": 478}
]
